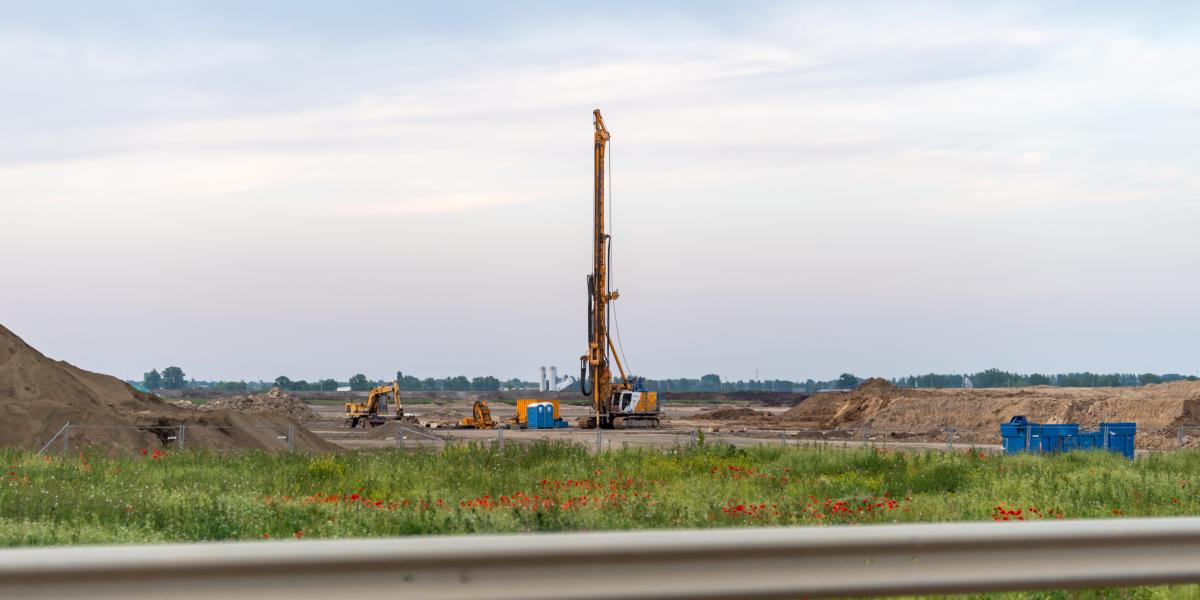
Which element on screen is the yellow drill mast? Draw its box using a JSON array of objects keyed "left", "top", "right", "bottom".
[{"left": 579, "top": 109, "right": 659, "bottom": 429}]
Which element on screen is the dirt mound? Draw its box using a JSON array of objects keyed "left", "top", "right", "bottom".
[
  {"left": 779, "top": 378, "right": 1200, "bottom": 448},
  {"left": 0, "top": 324, "right": 336, "bottom": 454},
  {"left": 199, "top": 387, "right": 319, "bottom": 422},
  {"left": 661, "top": 391, "right": 810, "bottom": 407},
  {"left": 696, "top": 407, "right": 770, "bottom": 421},
  {"left": 415, "top": 407, "right": 466, "bottom": 427}
]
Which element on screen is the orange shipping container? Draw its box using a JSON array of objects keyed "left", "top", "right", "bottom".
[{"left": 516, "top": 398, "right": 561, "bottom": 424}]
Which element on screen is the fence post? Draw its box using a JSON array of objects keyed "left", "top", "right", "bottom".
[
  {"left": 38, "top": 422, "right": 71, "bottom": 455},
  {"left": 287, "top": 425, "right": 295, "bottom": 452},
  {"left": 691, "top": 429, "right": 698, "bottom": 447},
  {"left": 946, "top": 428, "right": 955, "bottom": 451},
  {"left": 63, "top": 425, "right": 71, "bottom": 453},
  {"left": 861, "top": 425, "right": 869, "bottom": 447},
  {"left": 395, "top": 427, "right": 405, "bottom": 449},
  {"left": 1180, "top": 426, "right": 1185, "bottom": 449},
  {"left": 1025, "top": 425, "right": 1032, "bottom": 453},
  {"left": 177, "top": 425, "right": 185, "bottom": 452},
  {"left": 498, "top": 427, "right": 505, "bottom": 450}
]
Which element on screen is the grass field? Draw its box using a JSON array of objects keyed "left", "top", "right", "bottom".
[{"left": 4, "top": 443, "right": 1200, "bottom": 597}]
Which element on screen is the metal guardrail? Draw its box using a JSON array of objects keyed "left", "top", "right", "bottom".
[{"left": 3, "top": 518, "right": 1200, "bottom": 598}]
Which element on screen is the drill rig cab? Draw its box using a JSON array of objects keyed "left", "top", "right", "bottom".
[
  {"left": 578, "top": 110, "right": 661, "bottom": 430},
  {"left": 345, "top": 380, "right": 404, "bottom": 428}
]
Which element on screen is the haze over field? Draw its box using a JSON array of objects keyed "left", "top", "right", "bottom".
[{"left": 1, "top": 1, "right": 1197, "bottom": 381}]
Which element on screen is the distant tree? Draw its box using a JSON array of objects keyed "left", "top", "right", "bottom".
[
  {"left": 446, "top": 375, "right": 471, "bottom": 391},
  {"left": 836, "top": 373, "right": 861, "bottom": 390},
  {"left": 422, "top": 377, "right": 438, "bottom": 391},
  {"left": 274, "top": 376, "right": 293, "bottom": 390},
  {"left": 215, "top": 380, "right": 248, "bottom": 392},
  {"left": 471, "top": 376, "right": 500, "bottom": 391},
  {"left": 161, "top": 366, "right": 187, "bottom": 390},
  {"left": 349, "top": 374, "right": 371, "bottom": 391},
  {"left": 316, "top": 378, "right": 339, "bottom": 391},
  {"left": 700, "top": 374, "right": 721, "bottom": 392},
  {"left": 400, "top": 375, "right": 423, "bottom": 390},
  {"left": 1138, "top": 373, "right": 1163, "bottom": 386},
  {"left": 292, "top": 380, "right": 310, "bottom": 391},
  {"left": 143, "top": 369, "right": 162, "bottom": 390}
]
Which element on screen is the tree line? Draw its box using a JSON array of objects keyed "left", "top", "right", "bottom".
[{"left": 142, "top": 367, "right": 1198, "bottom": 393}]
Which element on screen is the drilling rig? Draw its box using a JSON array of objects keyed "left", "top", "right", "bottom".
[{"left": 578, "top": 109, "right": 661, "bottom": 429}]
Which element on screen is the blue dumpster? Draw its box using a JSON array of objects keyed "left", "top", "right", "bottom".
[
  {"left": 1039, "top": 424, "right": 1079, "bottom": 453},
  {"left": 1101, "top": 422, "right": 1136, "bottom": 459},
  {"left": 1066, "top": 430, "right": 1098, "bottom": 451},
  {"left": 1000, "top": 416, "right": 1034, "bottom": 453}
]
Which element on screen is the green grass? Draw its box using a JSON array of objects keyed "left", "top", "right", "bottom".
[
  {"left": 4, "top": 443, "right": 1200, "bottom": 597},
  {"left": 5, "top": 443, "right": 1200, "bottom": 544}
]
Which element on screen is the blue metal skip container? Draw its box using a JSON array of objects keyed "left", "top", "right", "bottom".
[
  {"left": 1101, "top": 422, "right": 1136, "bottom": 459},
  {"left": 1000, "top": 417, "right": 1135, "bottom": 459},
  {"left": 1039, "top": 424, "right": 1079, "bottom": 453},
  {"left": 1000, "top": 416, "right": 1037, "bottom": 453}
]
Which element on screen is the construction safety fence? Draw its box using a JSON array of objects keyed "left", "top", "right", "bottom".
[{"left": 39, "top": 423, "right": 1200, "bottom": 456}]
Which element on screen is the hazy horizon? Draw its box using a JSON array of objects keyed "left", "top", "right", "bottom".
[{"left": 2, "top": 1, "right": 1197, "bottom": 382}]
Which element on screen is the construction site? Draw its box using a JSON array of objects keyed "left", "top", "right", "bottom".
[{"left": 4, "top": 108, "right": 1199, "bottom": 457}]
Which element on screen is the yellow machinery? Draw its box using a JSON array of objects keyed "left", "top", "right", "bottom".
[
  {"left": 459, "top": 400, "right": 496, "bottom": 429},
  {"left": 345, "top": 381, "right": 404, "bottom": 428},
  {"left": 578, "top": 109, "right": 661, "bottom": 429}
]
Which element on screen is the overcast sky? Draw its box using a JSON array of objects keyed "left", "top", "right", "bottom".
[{"left": 1, "top": 1, "right": 1197, "bottom": 383}]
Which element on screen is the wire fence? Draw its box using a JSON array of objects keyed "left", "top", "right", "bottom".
[
  {"left": 38, "top": 423, "right": 297, "bottom": 454},
  {"left": 37, "top": 422, "right": 1200, "bottom": 456}
]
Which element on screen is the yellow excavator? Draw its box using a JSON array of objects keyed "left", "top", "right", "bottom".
[
  {"left": 345, "top": 381, "right": 405, "bottom": 428},
  {"left": 459, "top": 400, "right": 496, "bottom": 429},
  {"left": 578, "top": 109, "right": 661, "bottom": 429}
]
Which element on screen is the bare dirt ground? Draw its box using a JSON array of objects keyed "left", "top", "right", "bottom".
[{"left": 300, "top": 379, "right": 1200, "bottom": 453}]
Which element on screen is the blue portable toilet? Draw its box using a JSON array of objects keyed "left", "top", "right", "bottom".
[
  {"left": 1101, "top": 422, "right": 1136, "bottom": 459},
  {"left": 530, "top": 403, "right": 551, "bottom": 429}
]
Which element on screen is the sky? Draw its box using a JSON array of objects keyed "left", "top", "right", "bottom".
[{"left": 1, "top": 1, "right": 1197, "bottom": 383}]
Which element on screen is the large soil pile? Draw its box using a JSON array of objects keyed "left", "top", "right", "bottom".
[
  {"left": 0, "top": 324, "right": 336, "bottom": 454},
  {"left": 780, "top": 378, "right": 1200, "bottom": 448},
  {"left": 199, "top": 387, "right": 319, "bottom": 422}
]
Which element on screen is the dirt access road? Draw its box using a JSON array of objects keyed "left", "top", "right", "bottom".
[{"left": 305, "top": 402, "right": 1002, "bottom": 453}]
